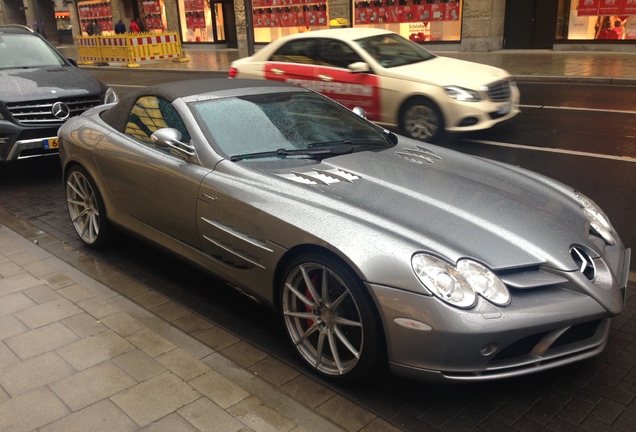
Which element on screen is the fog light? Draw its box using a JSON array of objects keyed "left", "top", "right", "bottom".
[
  {"left": 458, "top": 117, "right": 479, "bottom": 127},
  {"left": 480, "top": 343, "right": 498, "bottom": 356}
]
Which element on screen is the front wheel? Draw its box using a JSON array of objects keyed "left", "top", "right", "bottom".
[
  {"left": 280, "top": 254, "right": 383, "bottom": 382},
  {"left": 400, "top": 98, "right": 444, "bottom": 142},
  {"left": 65, "top": 165, "right": 111, "bottom": 248}
]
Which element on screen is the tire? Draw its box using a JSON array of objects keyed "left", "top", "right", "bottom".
[
  {"left": 280, "top": 254, "right": 383, "bottom": 382},
  {"left": 65, "top": 165, "right": 111, "bottom": 248},
  {"left": 400, "top": 97, "right": 444, "bottom": 142}
]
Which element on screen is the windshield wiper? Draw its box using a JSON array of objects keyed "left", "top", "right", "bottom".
[
  {"left": 230, "top": 143, "right": 354, "bottom": 162},
  {"left": 308, "top": 137, "right": 394, "bottom": 149}
]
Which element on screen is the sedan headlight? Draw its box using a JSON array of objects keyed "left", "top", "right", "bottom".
[
  {"left": 575, "top": 191, "right": 616, "bottom": 245},
  {"left": 104, "top": 87, "right": 119, "bottom": 104},
  {"left": 444, "top": 86, "right": 482, "bottom": 102},
  {"left": 412, "top": 254, "right": 510, "bottom": 309}
]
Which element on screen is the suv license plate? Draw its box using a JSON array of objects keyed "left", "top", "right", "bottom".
[{"left": 44, "top": 138, "right": 59, "bottom": 150}]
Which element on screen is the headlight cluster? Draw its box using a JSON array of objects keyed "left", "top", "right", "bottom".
[
  {"left": 444, "top": 86, "right": 482, "bottom": 102},
  {"left": 575, "top": 191, "right": 616, "bottom": 245},
  {"left": 412, "top": 254, "right": 510, "bottom": 309}
]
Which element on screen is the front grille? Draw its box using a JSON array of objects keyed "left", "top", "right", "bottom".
[
  {"left": 6, "top": 95, "right": 101, "bottom": 125},
  {"left": 486, "top": 80, "right": 512, "bottom": 102}
]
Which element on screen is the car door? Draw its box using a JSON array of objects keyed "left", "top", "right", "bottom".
[
  {"left": 94, "top": 95, "right": 211, "bottom": 248},
  {"left": 264, "top": 38, "right": 318, "bottom": 87},
  {"left": 313, "top": 38, "right": 381, "bottom": 121}
]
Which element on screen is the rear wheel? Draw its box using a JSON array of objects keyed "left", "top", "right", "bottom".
[
  {"left": 400, "top": 97, "right": 444, "bottom": 142},
  {"left": 65, "top": 165, "right": 110, "bottom": 248},
  {"left": 280, "top": 254, "right": 383, "bottom": 382}
]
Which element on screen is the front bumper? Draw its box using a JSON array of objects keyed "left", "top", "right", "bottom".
[
  {"left": 367, "top": 248, "right": 630, "bottom": 382},
  {"left": 443, "top": 85, "right": 522, "bottom": 133},
  {"left": 0, "top": 120, "right": 60, "bottom": 162}
]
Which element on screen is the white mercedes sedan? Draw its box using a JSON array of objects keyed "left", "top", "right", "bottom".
[{"left": 229, "top": 28, "right": 520, "bottom": 142}]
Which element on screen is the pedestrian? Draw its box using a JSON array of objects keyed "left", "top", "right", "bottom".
[
  {"left": 89, "top": 20, "right": 102, "bottom": 36},
  {"left": 114, "top": 19, "right": 126, "bottom": 34},
  {"left": 129, "top": 19, "right": 141, "bottom": 33}
]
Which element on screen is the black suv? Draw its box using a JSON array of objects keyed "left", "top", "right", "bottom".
[{"left": 0, "top": 25, "right": 117, "bottom": 162}]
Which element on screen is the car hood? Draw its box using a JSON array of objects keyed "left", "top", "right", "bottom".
[
  {"left": 384, "top": 56, "right": 510, "bottom": 87},
  {"left": 278, "top": 143, "right": 598, "bottom": 272},
  {"left": 0, "top": 66, "right": 103, "bottom": 103}
]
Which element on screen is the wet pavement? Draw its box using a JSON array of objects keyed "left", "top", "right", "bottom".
[{"left": 54, "top": 44, "right": 636, "bottom": 85}]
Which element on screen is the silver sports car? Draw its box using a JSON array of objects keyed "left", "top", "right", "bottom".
[{"left": 58, "top": 79, "right": 630, "bottom": 383}]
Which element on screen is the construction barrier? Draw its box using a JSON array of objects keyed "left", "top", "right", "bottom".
[{"left": 76, "top": 32, "right": 188, "bottom": 68}]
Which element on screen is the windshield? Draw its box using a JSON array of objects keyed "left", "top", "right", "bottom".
[
  {"left": 355, "top": 33, "right": 436, "bottom": 68},
  {"left": 0, "top": 33, "right": 66, "bottom": 69},
  {"left": 191, "top": 91, "right": 392, "bottom": 162}
]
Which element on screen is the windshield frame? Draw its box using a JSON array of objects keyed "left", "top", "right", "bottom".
[
  {"left": 354, "top": 33, "right": 436, "bottom": 68},
  {"left": 189, "top": 90, "right": 394, "bottom": 163}
]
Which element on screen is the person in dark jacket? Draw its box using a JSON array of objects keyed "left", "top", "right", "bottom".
[{"left": 115, "top": 19, "right": 126, "bottom": 34}]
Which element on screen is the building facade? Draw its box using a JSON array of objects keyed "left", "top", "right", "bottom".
[{"left": 1, "top": 0, "right": 634, "bottom": 52}]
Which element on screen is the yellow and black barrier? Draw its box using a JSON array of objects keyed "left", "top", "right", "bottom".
[{"left": 76, "top": 32, "right": 188, "bottom": 68}]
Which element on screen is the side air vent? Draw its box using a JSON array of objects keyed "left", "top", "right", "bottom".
[
  {"left": 395, "top": 145, "right": 442, "bottom": 165},
  {"left": 279, "top": 168, "right": 360, "bottom": 185}
]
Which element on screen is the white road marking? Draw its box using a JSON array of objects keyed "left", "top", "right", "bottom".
[
  {"left": 464, "top": 139, "right": 636, "bottom": 163},
  {"left": 108, "top": 84, "right": 145, "bottom": 88},
  {"left": 519, "top": 104, "right": 636, "bottom": 115}
]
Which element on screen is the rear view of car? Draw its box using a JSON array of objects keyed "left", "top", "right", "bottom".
[{"left": 0, "top": 25, "right": 117, "bottom": 163}]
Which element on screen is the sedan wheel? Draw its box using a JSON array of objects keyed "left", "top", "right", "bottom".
[
  {"left": 65, "top": 166, "right": 110, "bottom": 247},
  {"left": 281, "top": 255, "right": 382, "bottom": 381},
  {"left": 401, "top": 98, "right": 444, "bottom": 142}
]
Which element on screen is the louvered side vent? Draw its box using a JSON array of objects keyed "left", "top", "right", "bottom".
[
  {"left": 395, "top": 145, "right": 442, "bottom": 165},
  {"left": 279, "top": 168, "right": 360, "bottom": 185}
]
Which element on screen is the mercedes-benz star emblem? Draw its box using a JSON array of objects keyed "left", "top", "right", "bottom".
[
  {"left": 51, "top": 102, "right": 70, "bottom": 120},
  {"left": 570, "top": 246, "right": 596, "bottom": 281}
]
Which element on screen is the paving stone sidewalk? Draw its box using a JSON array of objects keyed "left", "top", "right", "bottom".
[{"left": 0, "top": 219, "right": 399, "bottom": 432}]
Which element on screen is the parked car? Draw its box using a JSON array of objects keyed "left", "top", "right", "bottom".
[
  {"left": 229, "top": 28, "right": 520, "bottom": 142},
  {"left": 58, "top": 78, "right": 629, "bottom": 383},
  {"left": 0, "top": 25, "right": 117, "bottom": 163}
]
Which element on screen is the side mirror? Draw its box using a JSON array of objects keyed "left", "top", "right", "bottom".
[
  {"left": 348, "top": 61, "right": 370, "bottom": 73},
  {"left": 67, "top": 58, "right": 78, "bottom": 67},
  {"left": 151, "top": 128, "right": 196, "bottom": 156},
  {"left": 352, "top": 106, "right": 367, "bottom": 119}
]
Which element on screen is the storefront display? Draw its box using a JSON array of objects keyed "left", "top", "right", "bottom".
[
  {"left": 252, "top": 0, "right": 329, "bottom": 43},
  {"left": 353, "top": 0, "right": 461, "bottom": 42},
  {"left": 561, "top": 0, "right": 635, "bottom": 40},
  {"left": 77, "top": 1, "right": 113, "bottom": 34},
  {"left": 143, "top": 0, "right": 166, "bottom": 31},
  {"left": 180, "top": 0, "right": 212, "bottom": 41}
]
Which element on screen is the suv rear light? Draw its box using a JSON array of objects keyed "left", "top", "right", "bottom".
[{"left": 228, "top": 67, "right": 238, "bottom": 78}]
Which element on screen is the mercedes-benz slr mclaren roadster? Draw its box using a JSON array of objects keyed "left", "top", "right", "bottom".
[{"left": 58, "top": 79, "right": 630, "bottom": 382}]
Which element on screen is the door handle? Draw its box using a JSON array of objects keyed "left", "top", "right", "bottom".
[
  {"left": 317, "top": 74, "right": 334, "bottom": 82},
  {"left": 271, "top": 68, "right": 285, "bottom": 75}
]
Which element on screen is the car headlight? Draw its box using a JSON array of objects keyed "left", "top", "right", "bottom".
[
  {"left": 575, "top": 191, "right": 616, "bottom": 245},
  {"left": 104, "top": 87, "right": 119, "bottom": 104},
  {"left": 444, "top": 86, "right": 482, "bottom": 102},
  {"left": 412, "top": 254, "right": 510, "bottom": 309}
]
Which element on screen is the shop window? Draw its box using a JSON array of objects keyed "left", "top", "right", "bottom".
[
  {"left": 558, "top": 0, "right": 635, "bottom": 40},
  {"left": 353, "top": 0, "right": 462, "bottom": 43}
]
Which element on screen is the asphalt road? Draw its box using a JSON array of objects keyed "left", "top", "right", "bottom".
[{"left": 1, "top": 77, "right": 634, "bottom": 431}]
